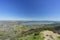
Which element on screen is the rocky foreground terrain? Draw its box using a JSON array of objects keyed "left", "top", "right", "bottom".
[{"left": 41, "top": 30, "right": 60, "bottom": 40}]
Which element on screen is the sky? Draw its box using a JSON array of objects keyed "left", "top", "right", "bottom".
[{"left": 0, "top": 0, "right": 60, "bottom": 21}]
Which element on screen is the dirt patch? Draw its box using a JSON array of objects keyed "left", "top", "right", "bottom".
[{"left": 41, "top": 30, "right": 60, "bottom": 40}]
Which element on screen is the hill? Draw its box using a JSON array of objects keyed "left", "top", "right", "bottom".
[{"left": 0, "top": 21, "right": 60, "bottom": 40}]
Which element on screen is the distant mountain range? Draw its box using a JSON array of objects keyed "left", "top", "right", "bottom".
[{"left": 0, "top": 21, "right": 60, "bottom": 25}]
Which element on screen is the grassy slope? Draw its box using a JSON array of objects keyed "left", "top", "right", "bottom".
[
  {"left": 16, "top": 23, "right": 60, "bottom": 40},
  {"left": 17, "top": 32, "right": 44, "bottom": 40}
]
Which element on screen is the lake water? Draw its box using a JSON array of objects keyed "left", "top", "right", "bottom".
[{"left": 21, "top": 21, "right": 54, "bottom": 25}]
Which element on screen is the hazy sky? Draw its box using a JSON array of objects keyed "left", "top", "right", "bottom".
[{"left": 0, "top": 0, "right": 60, "bottom": 21}]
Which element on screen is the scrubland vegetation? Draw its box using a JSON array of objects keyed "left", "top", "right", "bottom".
[{"left": 0, "top": 21, "right": 60, "bottom": 40}]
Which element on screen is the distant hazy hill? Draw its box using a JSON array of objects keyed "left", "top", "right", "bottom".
[{"left": 0, "top": 21, "right": 55, "bottom": 25}]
